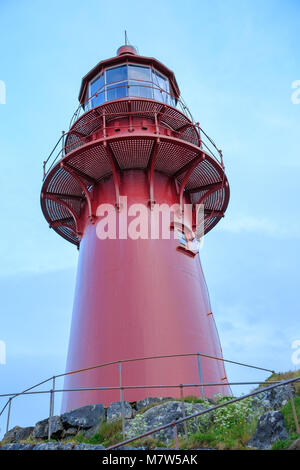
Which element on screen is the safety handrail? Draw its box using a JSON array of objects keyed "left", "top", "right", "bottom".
[
  {"left": 0, "top": 350, "right": 279, "bottom": 443},
  {"left": 0, "top": 351, "right": 274, "bottom": 418},
  {"left": 42, "top": 98, "right": 223, "bottom": 181},
  {"left": 69, "top": 81, "right": 193, "bottom": 128},
  {"left": 107, "top": 375, "right": 300, "bottom": 449}
]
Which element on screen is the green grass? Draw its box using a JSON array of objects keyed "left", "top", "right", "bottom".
[
  {"left": 71, "top": 420, "right": 123, "bottom": 447},
  {"left": 183, "top": 396, "right": 211, "bottom": 405},
  {"left": 271, "top": 395, "right": 300, "bottom": 449},
  {"left": 281, "top": 396, "right": 300, "bottom": 434},
  {"left": 272, "top": 434, "right": 299, "bottom": 450},
  {"left": 173, "top": 417, "right": 258, "bottom": 450},
  {"left": 168, "top": 396, "right": 258, "bottom": 450},
  {"left": 70, "top": 421, "right": 167, "bottom": 449},
  {"left": 263, "top": 370, "right": 300, "bottom": 396},
  {"left": 128, "top": 437, "right": 168, "bottom": 449}
]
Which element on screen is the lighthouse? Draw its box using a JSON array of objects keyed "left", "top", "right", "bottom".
[{"left": 41, "top": 45, "right": 230, "bottom": 412}]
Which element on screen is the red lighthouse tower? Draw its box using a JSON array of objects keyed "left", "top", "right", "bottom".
[{"left": 41, "top": 45, "right": 230, "bottom": 412}]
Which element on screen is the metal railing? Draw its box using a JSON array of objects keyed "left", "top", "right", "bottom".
[
  {"left": 0, "top": 351, "right": 286, "bottom": 445},
  {"left": 42, "top": 95, "right": 223, "bottom": 181},
  {"left": 69, "top": 81, "right": 194, "bottom": 127},
  {"left": 107, "top": 375, "right": 300, "bottom": 449}
]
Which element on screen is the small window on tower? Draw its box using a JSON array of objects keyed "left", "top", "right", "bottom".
[
  {"left": 128, "top": 65, "right": 151, "bottom": 81},
  {"left": 129, "top": 80, "right": 153, "bottom": 99},
  {"left": 153, "top": 70, "right": 170, "bottom": 104},
  {"left": 106, "top": 65, "right": 128, "bottom": 84},
  {"left": 106, "top": 83, "right": 128, "bottom": 101},
  {"left": 90, "top": 73, "right": 105, "bottom": 107}
]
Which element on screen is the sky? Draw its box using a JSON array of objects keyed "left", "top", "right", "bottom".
[{"left": 0, "top": 0, "right": 299, "bottom": 435}]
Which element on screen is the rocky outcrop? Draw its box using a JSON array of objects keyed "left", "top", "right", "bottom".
[
  {"left": 107, "top": 401, "right": 133, "bottom": 422},
  {"left": 0, "top": 442, "right": 144, "bottom": 450},
  {"left": 251, "top": 384, "right": 295, "bottom": 412},
  {"left": 247, "top": 411, "right": 289, "bottom": 449},
  {"left": 125, "top": 400, "right": 212, "bottom": 443},
  {"left": 1, "top": 386, "right": 295, "bottom": 450},
  {"left": 136, "top": 397, "right": 172, "bottom": 411},
  {"left": 72, "top": 443, "right": 106, "bottom": 450},
  {"left": 33, "top": 416, "right": 63, "bottom": 440},
  {"left": 61, "top": 403, "right": 105, "bottom": 429},
  {"left": 1, "top": 443, "right": 35, "bottom": 450},
  {"left": 3, "top": 426, "right": 34, "bottom": 443}
]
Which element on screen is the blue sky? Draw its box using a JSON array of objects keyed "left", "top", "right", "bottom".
[{"left": 0, "top": 0, "right": 299, "bottom": 434}]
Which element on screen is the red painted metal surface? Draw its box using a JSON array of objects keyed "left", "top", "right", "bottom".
[
  {"left": 61, "top": 171, "right": 230, "bottom": 411},
  {"left": 40, "top": 49, "right": 231, "bottom": 412}
]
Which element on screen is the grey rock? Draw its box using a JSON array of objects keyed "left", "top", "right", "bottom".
[
  {"left": 73, "top": 443, "right": 106, "bottom": 450},
  {"left": 33, "top": 416, "right": 63, "bottom": 440},
  {"left": 61, "top": 403, "right": 105, "bottom": 430},
  {"left": 33, "top": 442, "right": 61, "bottom": 450},
  {"left": 15, "top": 426, "right": 34, "bottom": 442},
  {"left": 60, "top": 442, "right": 75, "bottom": 450},
  {"left": 252, "top": 384, "right": 295, "bottom": 412},
  {"left": 107, "top": 401, "right": 133, "bottom": 422},
  {"left": 289, "top": 438, "right": 300, "bottom": 450},
  {"left": 3, "top": 426, "right": 34, "bottom": 444},
  {"left": 1, "top": 443, "right": 35, "bottom": 450},
  {"left": 125, "top": 400, "right": 212, "bottom": 443},
  {"left": 61, "top": 427, "right": 79, "bottom": 439},
  {"left": 136, "top": 397, "right": 172, "bottom": 411},
  {"left": 73, "top": 443, "right": 88, "bottom": 451},
  {"left": 248, "top": 410, "right": 289, "bottom": 450},
  {"left": 3, "top": 426, "right": 22, "bottom": 443},
  {"left": 115, "top": 446, "right": 147, "bottom": 450}
]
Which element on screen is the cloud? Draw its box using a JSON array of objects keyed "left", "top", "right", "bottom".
[
  {"left": 213, "top": 301, "right": 298, "bottom": 389},
  {"left": 217, "top": 215, "right": 300, "bottom": 239}
]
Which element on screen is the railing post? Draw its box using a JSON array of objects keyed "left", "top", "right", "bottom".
[
  {"left": 197, "top": 353, "right": 205, "bottom": 397},
  {"left": 102, "top": 111, "right": 106, "bottom": 140},
  {"left": 6, "top": 398, "right": 12, "bottom": 433},
  {"left": 154, "top": 106, "right": 159, "bottom": 135},
  {"left": 289, "top": 389, "right": 300, "bottom": 435},
  {"left": 61, "top": 131, "right": 65, "bottom": 157},
  {"left": 180, "top": 384, "right": 188, "bottom": 441},
  {"left": 48, "top": 378, "right": 55, "bottom": 442},
  {"left": 172, "top": 421, "right": 179, "bottom": 449},
  {"left": 118, "top": 363, "right": 125, "bottom": 440}
]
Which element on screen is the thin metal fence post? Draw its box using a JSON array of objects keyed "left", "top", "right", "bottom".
[
  {"left": 48, "top": 380, "right": 55, "bottom": 441},
  {"left": 49, "top": 376, "right": 56, "bottom": 441},
  {"left": 6, "top": 398, "right": 12, "bottom": 433},
  {"left": 197, "top": 353, "right": 205, "bottom": 397},
  {"left": 173, "top": 421, "right": 179, "bottom": 449},
  {"left": 61, "top": 131, "right": 65, "bottom": 156},
  {"left": 180, "top": 384, "right": 188, "bottom": 441},
  {"left": 118, "top": 363, "right": 125, "bottom": 440},
  {"left": 289, "top": 389, "right": 300, "bottom": 435}
]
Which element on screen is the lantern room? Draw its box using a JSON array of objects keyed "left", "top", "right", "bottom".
[{"left": 79, "top": 45, "right": 180, "bottom": 110}]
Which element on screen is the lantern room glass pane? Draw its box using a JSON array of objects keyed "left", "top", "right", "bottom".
[
  {"left": 91, "top": 73, "right": 104, "bottom": 94},
  {"left": 90, "top": 73, "right": 105, "bottom": 107},
  {"left": 106, "top": 65, "right": 128, "bottom": 85},
  {"left": 106, "top": 82, "right": 128, "bottom": 101},
  {"left": 153, "top": 70, "right": 170, "bottom": 104},
  {"left": 129, "top": 80, "right": 153, "bottom": 99},
  {"left": 153, "top": 86, "right": 170, "bottom": 104},
  {"left": 128, "top": 65, "right": 151, "bottom": 82},
  {"left": 153, "top": 70, "right": 169, "bottom": 91},
  {"left": 91, "top": 89, "right": 105, "bottom": 107}
]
